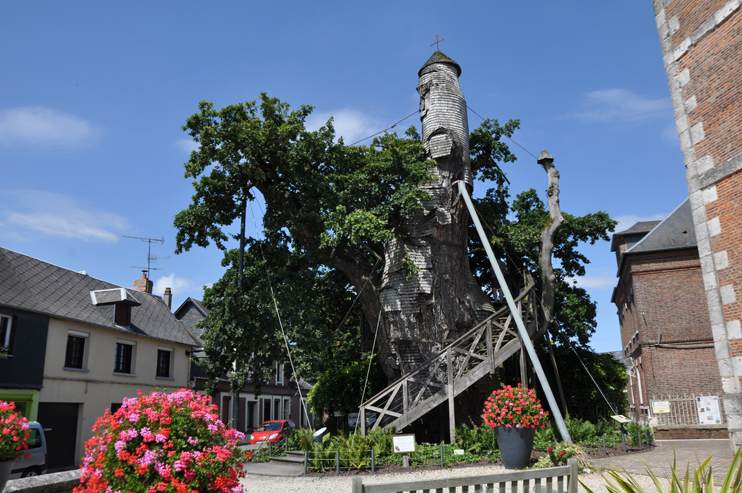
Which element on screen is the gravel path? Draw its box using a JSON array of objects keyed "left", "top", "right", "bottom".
[{"left": 239, "top": 464, "right": 670, "bottom": 493}]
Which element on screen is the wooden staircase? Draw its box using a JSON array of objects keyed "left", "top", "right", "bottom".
[{"left": 360, "top": 282, "right": 542, "bottom": 439}]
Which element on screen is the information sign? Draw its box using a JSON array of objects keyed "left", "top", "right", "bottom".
[
  {"left": 651, "top": 401, "right": 671, "bottom": 414},
  {"left": 392, "top": 434, "right": 416, "bottom": 454},
  {"left": 696, "top": 396, "right": 722, "bottom": 424},
  {"left": 611, "top": 415, "right": 632, "bottom": 424}
]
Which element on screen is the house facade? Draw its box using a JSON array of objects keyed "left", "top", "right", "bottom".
[
  {"left": 0, "top": 247, "right": 197, "bottom": 470},
  {"left": 611, "top": 199, "right": 725, "bottom": 436},
  {"left": 173, "top": 297, "right": 313, "bottom": 433}
]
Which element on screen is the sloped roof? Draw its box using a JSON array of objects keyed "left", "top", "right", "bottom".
[
  {"left": 0, "top": 246, "right": 198, "bottom": 346},
  {"left": 418, "top": 50, "right": 462, "bottom": 77},
  {"left": 174, "top": 297, "right": 209, "bottom": 318},
  {"left": 627, "top": 198, "right": 696, "bottom": 254},
  {"left": 610, "top": 220, "right": 662, "bottom": 251}
]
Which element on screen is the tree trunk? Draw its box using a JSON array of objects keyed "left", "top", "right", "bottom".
[
  {"left": 375, "top": 52, "right": 493, "bottom": 380},
  {"left": 537, "top": 150, "right": 569, "bottom": 417}
]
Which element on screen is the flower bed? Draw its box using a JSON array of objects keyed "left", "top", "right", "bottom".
[{"left": 75, "top": 389, "right": 246, "bottom": 493}]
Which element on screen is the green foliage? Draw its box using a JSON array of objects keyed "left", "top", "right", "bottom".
[
  {"left": 455, "top": 424, "right": 498, "bottom": 454},
  {"left": 288, "top": 427, "right": 315, "bottom": 451},
  {"left": 307, "top": 352, "right": 387, "bottom": 416},
  {"left": 533, "top": 442, "right": 586, "bottom": 469},
  {"left": 176, "top": 94, "right": 434, "bottom": 392},
  {"left": 581, "top": 446, "right": 742, "bottom": 493},
  {"left": 625, "top": 421, "right": 654, "bottom": 447},
  {"left": 535, "top": 416, "right": 622, "bottom": 449}
]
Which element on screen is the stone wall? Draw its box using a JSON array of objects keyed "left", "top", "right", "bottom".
[
  {"left": 652, "top": 0, "right": 742, "bottom": 449},
  {"left": 4, "top": 470, "right": 81, "bottom": 493}
]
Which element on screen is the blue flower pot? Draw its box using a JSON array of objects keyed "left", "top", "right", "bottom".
[{"left": 496, "top": 427, "right": 536, "bottom": 469}]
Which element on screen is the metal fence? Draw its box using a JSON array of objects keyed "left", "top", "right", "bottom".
[{"left": 649, "top": 394, "right": 726, "bottom": 425}]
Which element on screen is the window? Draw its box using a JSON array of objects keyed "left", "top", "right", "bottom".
[
  {"left": 276, "top": 363, "right": 284, "bottom": 385},
  {"left": 0, "top": 314, "right": 12, "bottom": 354},
  {"left": 114, "top": 340, "right": 135, "bottom": 374},
  {"left": 156, "top": 347, "right": 173, "bottom": 378},
  {"left": 64, "top": 330, "right": 89, "bottom": 370},
  {"left": 114, "top": 304, "right": 131, "bottom": 326}
]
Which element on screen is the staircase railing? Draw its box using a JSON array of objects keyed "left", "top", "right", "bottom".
[{"left": 360, "top": 282, "right": 540, "bottom": 436}]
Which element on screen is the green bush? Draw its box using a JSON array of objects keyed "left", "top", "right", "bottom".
[
  {"left": 455, "top": 424, "right": 497, "bottom": 454},
  {"left": 624, "top": 421, "right": 653, "bottom": 447},
  {"left": 533, "top": 442, "right": 586, "bottom": 469}
]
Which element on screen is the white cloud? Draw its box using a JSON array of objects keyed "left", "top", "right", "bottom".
[
  {"left": 566, "top": 275, "right": 616, "bottom": 290},
  {"left": 175, "top": 138, "right": 199, "bottom": 154},
  {"left": 0, "top": 107, "right": 101, "bottom": 150},
  {"left": 0, "top": 190, "right": 129, "bottom": 242},
  {"left": 572, "top": 89, "right": 672, "bottom": 123},
  {"left": 306, "top": 108, "right": 383, "bottom": 145},
  {"left": 613, "top": 213, "right": 667, "bottom": 234},
  {"left": 153, "top": 273, "right": 193, "bottom": 297}
]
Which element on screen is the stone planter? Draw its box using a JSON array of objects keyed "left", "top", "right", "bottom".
[
  {"left": 0, "top": 459, "right": 15, "bottom": 492},
  {"left": 496, "top": 427, "right": 536, "bottom": 469}
]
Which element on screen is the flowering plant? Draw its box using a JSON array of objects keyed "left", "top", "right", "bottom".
[
  {"left": 75, "top": 389, "right": 246, "bottom": 493},
  {"left": 482, "top": 384, "right": 549, "bottom": 429},
  {"left": 0, "top": 400, "right": 30, "bottom": 461}
]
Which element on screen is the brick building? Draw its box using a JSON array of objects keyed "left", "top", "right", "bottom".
[
  {"left": 652, "top": 0, "right": 742, "bottom": 448},
  {"left": 612, "top": 199, "right": 724, "bottom": 432}
]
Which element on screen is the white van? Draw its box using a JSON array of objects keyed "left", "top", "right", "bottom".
[{"left": 9, "top": 422, "right": 47, "bottom": 479}]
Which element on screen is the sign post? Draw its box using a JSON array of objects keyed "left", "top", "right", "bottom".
[{"left": 393, "top": 434, "right": 416, "bottom": 468}]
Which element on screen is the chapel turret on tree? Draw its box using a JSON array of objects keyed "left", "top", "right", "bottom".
[{"left": 380, "top": 51, "right": 494, "bottom": 379}]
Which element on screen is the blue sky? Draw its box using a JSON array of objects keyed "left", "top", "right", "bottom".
[{"left": 0, "top": 2, "right": 687, "bottom": 353}]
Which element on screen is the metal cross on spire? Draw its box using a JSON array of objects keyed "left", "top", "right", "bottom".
[{"left": 430, "top": 34, "right": 445, "bottom": 51}]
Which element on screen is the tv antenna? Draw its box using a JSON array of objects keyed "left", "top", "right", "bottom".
[{"left": 123, "top": 236, "right": 168, "bottom": 279}]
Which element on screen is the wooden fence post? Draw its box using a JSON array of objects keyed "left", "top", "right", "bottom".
[
  {"left": 568, "top": 458, "right": 578, "bottom": 493},
  {"left": 351, "top": 477, "right": 363, "bottom": 493}
]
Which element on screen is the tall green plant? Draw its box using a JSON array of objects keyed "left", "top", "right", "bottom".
[{"left": 581, "top": 447, "right": 742, "bottom": 493}]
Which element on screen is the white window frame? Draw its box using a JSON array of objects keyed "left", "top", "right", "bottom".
[
  {"left": 156, "top": 346, "right": 174, "bottom": 379},
  {"left": 113, "top": 339, "right": 137, "bottom": 376},
  {"left": 276, "top": 363, "right": 284, "bottom": 385},
  {"left": 0, "top": 314, "right": 13, "bottom": 354},
  {"left": 64, "top": 330, "right": 90, "bottom": 371}
]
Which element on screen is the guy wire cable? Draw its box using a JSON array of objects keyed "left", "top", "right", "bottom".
[
  {"left": 253, "top": 200, "right": 382, "bottom": 340},
  {"left": 249, "top": 201, "right": 313, "bottom": 428},
  {"left": 354, "top": 312, "right": 383, "bottom": 435},
  {"left": 466, "top": 104, "right": 539, "bottom": 160},
  {"left": 349, "top": 110, "right": 421, "bottom": 146}
]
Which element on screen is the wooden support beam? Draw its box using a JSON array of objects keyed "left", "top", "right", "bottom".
[{"left": 487, "top": 321, "right": 495, "bottom": 374}]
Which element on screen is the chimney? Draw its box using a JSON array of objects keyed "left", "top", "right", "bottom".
[
  {"left": 164, "top": 287, "right": 172, "bottom": 310},
  {"left": 133, "top": 271, "right": 153, "bottom": 294}
]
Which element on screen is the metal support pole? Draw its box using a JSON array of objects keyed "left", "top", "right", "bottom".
[
  {"left": 335, "top": 450, "right": 339, "bottom": 475},
  {"left": 440, "top": 443, "right": 445, "bottom": 467},
  {"left": 457, "top": 180, "right": 572, "bottom": 443},
  {"left": 602, "top": 434, "right": 606, "bottom": 455},
  {"left": 645, "top": 429, "right": 650, "bottom": 446},
  {"left": 621, "top": 425, "right": 627, "bottom": 453},
  {"left": 447, "top": 348, "right": 455, "bottom": 444},
  {"left": 371, "top": 448, "right": 375, "bottom": 473},
  {"left": 638, "top": 431, "right": 643, "bottom": 450},
  {"left": 304, "top": 450, "right": 308, "bottom": 475}
]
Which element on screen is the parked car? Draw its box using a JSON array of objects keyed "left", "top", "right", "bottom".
[
  {"left": 10, "top": 422, "right": 47, "bottom": 479},
  {"left": 248, "top": 420, "right": 295, "bottom": 444}
]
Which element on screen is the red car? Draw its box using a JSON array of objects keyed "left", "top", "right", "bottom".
[{"left": 249, "top": 420, "right": 295, "bottom": 444}]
